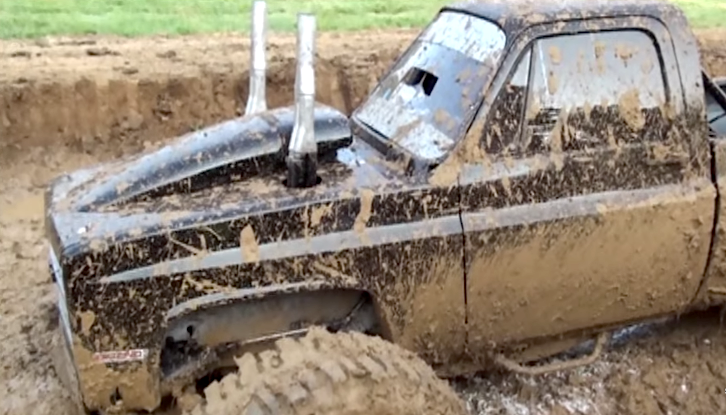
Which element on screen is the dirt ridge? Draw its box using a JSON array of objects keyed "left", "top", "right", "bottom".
[
  {"left": 1, "top": 29, "right": 724, "bottom": 154},
  {"left": 0, "top": 31, "right": 415, "bottom": 153}
]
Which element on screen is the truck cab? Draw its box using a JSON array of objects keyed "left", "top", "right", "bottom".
[
  {"left": 414, "top": 0, "right": 719, "bottom": 361},
  {"left": 354, "top": 0, "right": 726, "bottom": 363}
]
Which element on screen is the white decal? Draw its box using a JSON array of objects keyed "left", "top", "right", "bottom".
[{"left": 92, "top": 349, "right": 148, "bottom": 363}]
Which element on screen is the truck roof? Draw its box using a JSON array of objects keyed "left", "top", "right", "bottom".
[{"left": 444, "top": 0, "right": 684, "bottom": 36}]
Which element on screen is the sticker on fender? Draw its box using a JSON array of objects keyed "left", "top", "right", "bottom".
[{"left": 93, "top": 349, "right": 148, "bottom": 363}]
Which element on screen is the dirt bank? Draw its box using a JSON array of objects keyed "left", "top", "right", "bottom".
[
  {"left": 0, "top": 30, "right": 415, "bottom": 156},
  {"left": 2, "top": 28, "right": 726, "bottom": 415},
  {"left": 1, "top": 29, "right": 726, "bottom": 156}
]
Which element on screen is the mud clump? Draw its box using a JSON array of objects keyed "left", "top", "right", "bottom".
[{"left": 198, "top": 328, "right": 469, "bottom": 415}]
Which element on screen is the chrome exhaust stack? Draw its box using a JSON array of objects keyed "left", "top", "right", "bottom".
[
  {"left": 286, "top": 13, "right": 318, "bottom": 188},
  {"left": 244, "top": 0, "right": 268, "bottom": 115}
]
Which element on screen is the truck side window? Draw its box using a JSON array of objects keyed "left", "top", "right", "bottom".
[
  {"left": 482, "top": 48, "right": 532, "bottom": 155},
  {"left": 523, "top": 30, "right": 668, "bottom": 153}
]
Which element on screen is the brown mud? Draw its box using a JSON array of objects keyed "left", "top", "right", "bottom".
[{"left": 1, "top": 29, "right": 726, "bottom": 415}]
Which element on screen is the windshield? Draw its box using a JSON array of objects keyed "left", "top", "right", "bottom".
[{"left": 353, "top": 12, "right": 506, "bottom": 162}]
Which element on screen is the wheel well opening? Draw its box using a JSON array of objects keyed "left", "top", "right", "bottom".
[{"left": 159, "top": 288, "right": 383, "bottom": 397}]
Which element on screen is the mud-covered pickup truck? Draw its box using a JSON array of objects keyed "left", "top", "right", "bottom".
[{"left": 45, "top": 0, "right": 726, "bottom": 414}]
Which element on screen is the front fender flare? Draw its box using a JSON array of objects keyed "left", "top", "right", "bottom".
[{"left": 163, "top": 280, "right": 368, "bottom": 350}]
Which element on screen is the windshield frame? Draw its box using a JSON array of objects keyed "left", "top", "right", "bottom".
[{"left": 350, "top": 11, "right": 507, "bottom": 167}]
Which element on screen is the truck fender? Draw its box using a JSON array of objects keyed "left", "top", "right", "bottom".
[{"left": 162, "top": 281, "right": 374, "bottom": 354}]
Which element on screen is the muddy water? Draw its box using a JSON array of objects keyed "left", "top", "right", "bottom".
[{"left": 2, "top": 29, "right": 726, "bottom": 415}]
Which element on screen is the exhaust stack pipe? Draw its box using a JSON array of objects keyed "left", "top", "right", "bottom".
[
  {"left": 245, "top": 0, "right": 267, "bottom": 115},
  {"left": 286, "top": 13, "right": 318, "bottom": 188}
]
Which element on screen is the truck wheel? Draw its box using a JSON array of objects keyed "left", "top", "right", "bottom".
[{"left": 188, "top": 327, "right": 468, "bottom": 415}]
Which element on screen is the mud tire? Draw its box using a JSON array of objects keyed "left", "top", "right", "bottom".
[{"left": 187, "top": 327, "right": 468, "bottom": 415}]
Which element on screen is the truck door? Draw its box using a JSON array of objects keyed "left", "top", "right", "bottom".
[{"left": 459, "top": 18, "right": 716, "bottom": 357}]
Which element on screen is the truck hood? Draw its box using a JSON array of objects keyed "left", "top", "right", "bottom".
[
  {"left": 49, "top": 104, "right": 351, "bottom": 213},
  {"left": 45, "top": 104, "right": 402, "bottom": 258}
]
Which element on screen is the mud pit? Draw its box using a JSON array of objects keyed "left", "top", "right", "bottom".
[{"left": 1, "top": 29, "right": 726, "bottom": 415}]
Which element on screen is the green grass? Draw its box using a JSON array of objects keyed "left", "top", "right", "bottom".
[
  {"left": 0, "top": 0, "right": 723, "bottom": 39},
  {"left": 676, "top": 0, "right": 726, "bottom": 29}
]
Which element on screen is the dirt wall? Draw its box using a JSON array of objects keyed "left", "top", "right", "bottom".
[
  {"left": 0, "top": 31, "right": 413, "bottom": 156},
  {"left": 1, "top": 29, "right": 725, "bottom": 158}
]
